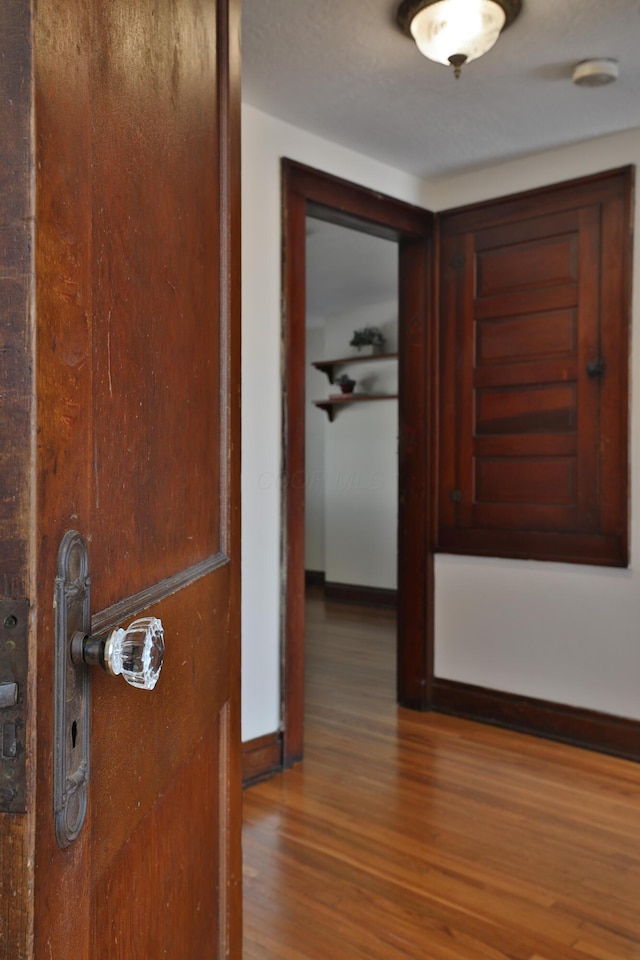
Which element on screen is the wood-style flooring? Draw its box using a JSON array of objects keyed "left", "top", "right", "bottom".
[{"left": 243, "top": 589, "right": 640, "bottom": 959}]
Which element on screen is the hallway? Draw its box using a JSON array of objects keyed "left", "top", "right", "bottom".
[{"left": 243, "top": 590, "right": 640, "bottom": 959}]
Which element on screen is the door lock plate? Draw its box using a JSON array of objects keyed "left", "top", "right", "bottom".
[
  {"left": 0, "top": 599, "right": 28, "bottom": 813},
  {"left": 54, "top": 531, "right": 90, "bottom": 847}
]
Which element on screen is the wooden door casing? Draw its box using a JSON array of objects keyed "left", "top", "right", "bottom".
[
  {"left": 0, "top": 0, "right": 241, "bottom": 958},
  {"left": 281, "top": 160, "right": 437, "bottom": 751}
]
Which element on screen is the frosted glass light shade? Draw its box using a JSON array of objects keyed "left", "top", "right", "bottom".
[{"left": 409, "top": 0, "right": 507, "bottom": 67}]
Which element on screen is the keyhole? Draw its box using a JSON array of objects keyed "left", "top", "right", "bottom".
[{"left": 71, "top": 720, "right": 78, "bottom": 749}]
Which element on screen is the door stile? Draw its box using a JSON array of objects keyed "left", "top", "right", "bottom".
[
  {"left": 281, "top": 175, "right": 308, "bottom": 769},
  {"left": 216, "top": 0, "right": 243, "bottom": 952},
  {"left": 396, "top": 234, "right": 436, "bottom": 710},
  {"left": 33, "top": 0, "right": 94, "bottom": 955}
]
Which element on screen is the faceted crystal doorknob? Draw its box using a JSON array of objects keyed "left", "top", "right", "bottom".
[
  {"left": 71, "top": 617, "right": 165, "bottom": 690},
  {"left": 103, "top": 617, "right": 165, "bottom": 689}
]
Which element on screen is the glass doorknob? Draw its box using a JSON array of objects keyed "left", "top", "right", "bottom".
[{"left": 71, "top": 617, "right": 165, "bottom": 690}]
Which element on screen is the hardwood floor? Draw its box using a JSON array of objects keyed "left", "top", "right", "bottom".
[{"left": 243, "top": 589, "right": 640, "bottom": 959}]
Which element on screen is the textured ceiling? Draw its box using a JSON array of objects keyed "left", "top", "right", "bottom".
[{"left": 242, "top": 0, "right": 640, "bottom": 178}]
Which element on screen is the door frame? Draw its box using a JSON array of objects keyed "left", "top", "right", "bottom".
[{"left": 281, "top": 160, "right": 437, "bottom": 766}]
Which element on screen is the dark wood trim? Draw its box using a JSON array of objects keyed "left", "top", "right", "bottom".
[
  {"left": 305, "top": 570, "right": 326, "bottom": 587},
  {"left": 439, "top": 165, "right": 634, "bottom": 234},
  {"left": 281, "top": 163, "right": 308, "bottom": 768},
  {"left": 217, "top": 0, "right": 243, "bottom": 955},
  {"left": 287, "top": 160, "right": 434, "bottom": 241},
  {"left": 324, "top": 581, "right": 397, "bottom": 609},
  {"left": 282, "top": 159, "right": 436, "bottom": 767},
  {"left": 432, "top": 678, "right": 640, "bottom": 763},
  {"left": 0, "top": 3, "right": 35, "bottom": 952},
  {"left": 437, "top": 529, "right": 627, "bottom": 567},
  {"left": 305, "top": 572, "right": 398, "bottom": 607},
  {"left": 91, "top": 553, "right": 229, "bottom": 633},
  {"left": 242, "top": 732, "right": 284, "bottom": 787},
  {"left": 397, "top": 232, "right": 436, "bottom": 710}
]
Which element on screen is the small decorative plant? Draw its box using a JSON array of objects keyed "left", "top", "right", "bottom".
[
  {"left": 349, "top": 326, "right": 386, "bottom": 351},
  {"left": 335, "top": 374, "right": 356, "bottom": 395}
]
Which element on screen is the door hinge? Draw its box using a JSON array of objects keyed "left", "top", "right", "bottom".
[
  {"left": 449, "top": 488, "right": 463, "bottom": 503},
  {"left": 450, "top": 252, "right": 464, "bottom": 271},
  {"left": 586, "top": 358, "right": 605, "bottom": 379}
]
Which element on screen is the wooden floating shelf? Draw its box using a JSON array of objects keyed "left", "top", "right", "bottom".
[
  {"left": 313, "top": 394, "right": 399, "bottom": 422},
  {"left": 312, "top": 352, "right": 398, "bottom": 384}
]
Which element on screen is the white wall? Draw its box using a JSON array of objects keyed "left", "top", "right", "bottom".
[
  {"left": 431, "top": 128, "right": 640, "bottom": 721},
  {"left": 323, "top": 303, "right": 398, "bottom": 589},
  {"left": 241, "top": 104, "right": 430, "bottom": 742},
  {"left": 305, "top": 303, "right": 399, "bottom": 589}
]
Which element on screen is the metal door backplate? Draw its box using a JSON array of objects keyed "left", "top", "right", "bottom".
[
  {"left": 54, "top": 530, "right": 91, "bottom": 847},
  {"left": 0, "top": 598, "right": 29, "bottom": 813}
]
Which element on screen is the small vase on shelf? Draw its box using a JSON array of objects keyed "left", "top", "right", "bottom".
[
  {"left": 335, "top": 374, "right": 356, "bottom": 395},
  {"left": 353, "top": 344, "right": 375, "bottom": 357}
]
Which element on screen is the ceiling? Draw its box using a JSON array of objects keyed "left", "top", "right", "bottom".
[
  {"left": 306, "top": 217, "right": 398, "bottom": 323},
  {"left": 241, "top": 0, "right": 640, "bottom": 179}
]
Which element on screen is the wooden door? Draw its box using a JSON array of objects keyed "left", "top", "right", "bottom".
[
  {"left": 281, "top": 160, "right": 436, "bottom": 743},
  {"left": 438, "top": 169, "right": 631, "bottom": 567},
  {"left": 0, "top": 0, "right": 241, "bottom": 958}
]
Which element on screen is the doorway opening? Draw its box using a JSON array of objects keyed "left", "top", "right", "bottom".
[
  {"left": 281, "top": 160, "right": 436, "bottom": 766},
  {"left": 304, "top": 216, "right": 400, "bottom": 727},
  {"left": 305, "top": 216, "right": 399, "bottom": 598}
]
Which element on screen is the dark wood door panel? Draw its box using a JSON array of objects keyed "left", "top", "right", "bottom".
[
  {"left": 90, "top": 0, "right": 223, "bottom": 605},
  {"left": 465, "top": 458, "right": 593, "bottom": 532},
  {"left": 474, "top": 434, "right": 577, "bottom": 458},
  {"left": 475, "top": 382, "right": 577, "bottom": 435},
  {"left": 476, "top": 232, "right": 578, "bottom": 298},
  {"left": 92, "top": 722, "right": 223, "bottom": 959},
  {"left": 471, "top": 207, "right": 580, "bottom": 252},
  {"left": 470, "top": 502, "right": 587, "bottom": 533},
  {"left": 475, "top": 456, "right": 576, "bottom": 506},
  {"left": 473, "top": 285, "right": 578, "bottom": 321},
  {"left": 438, "top": 167, "right": 632, "bottom": 567},
  {"left": 475, "top": 309, "right": 578, "bottom": 367},
  {"left": 474, "top": 359, "right": 579, "bottom": 389},
  {"left": 89, "top": 570, "right": 230, "bottom": 881}
]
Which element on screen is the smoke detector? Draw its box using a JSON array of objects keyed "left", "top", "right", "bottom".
[{"left": 572, "top": 58, "right": 619, "bottom": 87}]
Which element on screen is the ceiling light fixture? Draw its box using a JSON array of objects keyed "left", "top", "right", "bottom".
[{"left": 397, "top": 0, "right": 522, "bottom": 78}]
